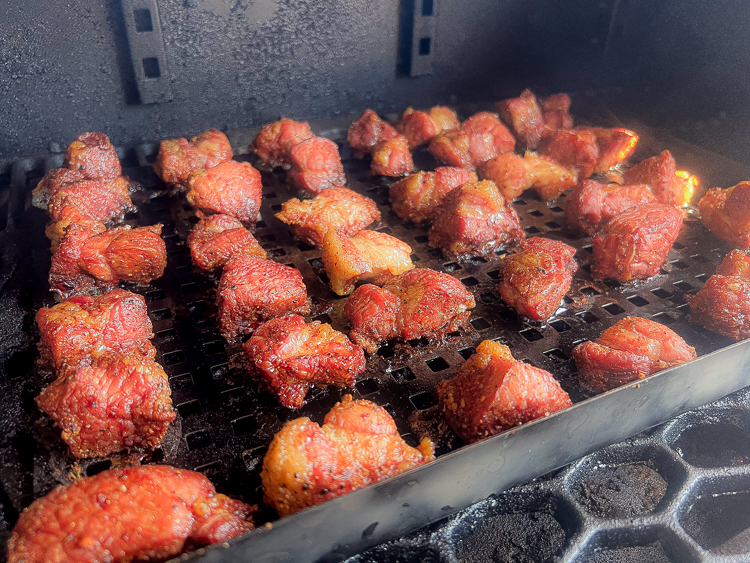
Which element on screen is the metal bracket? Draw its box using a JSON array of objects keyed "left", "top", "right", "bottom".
[
  {"left": 409, "top": 0, "right": 438, "bottom": 76},
  {"left": 120, "top": 0, "right": 173, "bottom": 104}
]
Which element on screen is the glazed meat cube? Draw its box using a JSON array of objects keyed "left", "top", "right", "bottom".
[
  {"left": 624, "top": 150, "right": 679, "bottom": 206},
  {"left": 496, "top": 89, "right": 546, "bottom": 149},
  {"left": 347, "top": 109, "right": 400, "bottom": 157},
  {"left": 344, "top": 268, "right": 476, "bottom": 353},
  {"left": 437, "top": 340, "right": 572, "bottom": 443},
  {"left": 275, "top": 187, "right": 380, "bottom": 247},
  {"left": 499, "top": 238, "right": 578, "bottom": 321},
  {"left": 480, "top": 151, "right": 577, "bottom": 201},
  {"left": 539, "top": 129, "right": 600, "bottom": 179},
  {"left": 698, "top": 182, "right": 750, "bottom": 249},
  {"left": 585, "top": 127, "right": 639, "bottom": 174},
  {"left": 217, "top": 256, "right": 310, "bottom": 341},
  {"left": 689, "top": 249, "right": 750, "bottom": 341},
  {"left": 370, "top": 135, "right": 414, "bottom": 177},
  {"left": 37, "top": 355, "right": 175, "bottom": 458},
  {"left": 565, "top": 180, "right": 658, "bottom": 235},
  {"left": 252, "top": 118, "right": 314, "bottom": 169},
  {"left": 395, "top": 106, "right": 460, "bottom": 149},
  {"left": 8, "top": 465, "right": 253, "bottom": 563},
  {"left": 36, "top": 289, "right": 155, "bottom": 372},
  {"left": 429, "top": 112, "right": 516, "bottom": 169},
  {"left": 188, "top": 214, "right": 266, "bottom": 272},
  {"left": 390, "top": 167, "right": 478, "bottom": 223},
  {"left": 49, "top": 224, "right": 167, "bottom": 298},
  {"left": 287, "top": 136, "right": 346, "bottom": 194},
  {"left": 47, "top": 176, "right": 135, "bottom": 227},
  {"left": 540, "top": 93, "right": 574, "bottom": 129},
  {"left": 592, "top": 203, "right": 683, "bottom": 282},
  {"left": 572, "top": 317, "right": 696, "bottom": 393},
  {"left": 244, "top": 315, "right": 366, "bottom": 408},
  {"left": 154, "top": 128, "right": 233, "bottom": 188},
  {"left": 428, "top": 180, "right": 525, "bottom": 259},
  {"left": 64, "top": 132, "right": 122, "bottom": 181},
  {"left": 186, "top": 160, "right": 262, "bottom": 224},
  {"left": 32, "top": 168, "right": 85, "bottom": 210},
  {"left": 261, "top": 395, "right": 433, "bottom": 517},
  {"left": 321, "top": 229, "right": 414, "bottom": 296}
]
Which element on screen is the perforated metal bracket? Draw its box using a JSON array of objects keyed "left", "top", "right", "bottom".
[
  {"left": 120, "top": 0, "right": 173, "bottom": 104},
  {"left": 409, "top": 0, "right": 438, "bottom": 76}
]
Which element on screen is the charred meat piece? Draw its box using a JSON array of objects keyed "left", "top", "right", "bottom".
[
  {"left": 217, "top": 256, "right": 310, "bottom": 342},
  {"left": 540, "top": 93, "right": 574, "bottom": 129},
  {"left": 539, "top": 128, "right": 600, "bottom": 179},
  {"left": 64, "top": 132, "right": 122, "bottom": 181},
  {"left": 429, "top": 112, "right": 516, "bottom": 169},
  {"left": 499, "top": 237, "right": 578, "bottom": 321},
  {"left": 8, "top": 465, "right": 253, "bottom": 563},
  {"left": 480, "top": 151, "right": 577, "bottom": 201},
  {"left": 32, "top": 168, "right": 85, "bottom": 210},
  {"left": 437, "top": 340, "right": 572, "bottom": 443},
  {"left": 370, "top": 135, "right": 414, "bottom": 177},
  {"left": 698, "top": 182, "right": 750, "bottom": 249},
  {"left": 428, "top": 180, "right": 525, "bottom": 259},
  {"left": 244, "top": 315, "right": 366, "bottom": 409},
  {"left": 622, "top": 149, "right": 698, "bottom": 207},
  {"left": 572, "top": 317, "right": 696, "bottom": 393},
  {"left": 288, "top": 136, "right": 346, "bottom": 194},
  {"left": 186, "top": 160, "right": 262, "bottom": 224},
  {"left": 261, "top": 395, "right": 433, "bottom": 517},
  {"left": 496, "top": 89, "right": 546, "bottom": 149},
  {"left": 390, "top": 167, "right": 478, "bottom": 224},
  {"left": 275, "top": 187, "right": 380, "bottom": 247},
  {"left": 395, "top": 106, "right": 460, "bottom": 149},
  {"left": 252, "top": 118, "right": 315, "bottom": 169},
  {"left": 36, "top": 289, "right": 155, "bottom": 372},
  {"left": 689, "top": 249, "right": 750, "bottom": 341},
  {"left": 321, "top": 229, "right": 414, "bottom": 296},
  {"left": 154, "top": 128, "right": 233, "bottom": 188},
  {"left": 345, "top": 268, "right": 476, "bottom": 353},
  {"left": 565, "top": 180, "right": 658, "bottom": 235},
  {"left": 347, "top": 109, "right": 400, "bottom": 157},
  {"left": 47, "top": 176, "right": 135, "bottom": 227},
  {"left": 37, "top": 355, "right": 175, "bottom": 458},
  {"left": 585, "top": 127, "right": 639, "bottom": 174},
  {"left": 188, "top": 214, "right": 266, "bottom": 272},
  {"left": 592, "top": 203, "right": 683, "bottom": 282}
]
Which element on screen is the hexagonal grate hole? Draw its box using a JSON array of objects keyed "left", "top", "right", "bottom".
[{"left": 681, "top": 489, "right": 750, "bottom": 552}]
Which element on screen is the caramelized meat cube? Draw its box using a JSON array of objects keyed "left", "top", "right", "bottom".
[
  {"left": 345, "top": 268, "right": 476, "bottom": 352},
  {"left": 689, "top": 249, "right": 750, "bottom": 341},
  {"left": 370, "top": 135, "right": 414, "bottom": 177},
  {"left": 287, "top": 136, "right": 346, "bottom": 194},
  {"left": 36, "top": 289, "right": 155, "bottom": 372},
  {"left": 154, "top": 128, "right": 233, "bottom": 188},
  {"left": 217, "top": 256, "right": 310, "bottom": 341},
  {"left": 188, "top": 214, "right": 266, "bottom": 272},
  {"left": 540, "top": 93, "right": 574, "bottom": 129},
  {"left": 496, "top": 89, "right": 546, "bottom": 149},
  {"left": 275, "top": 187, "right": 380, "bottom": 247},
  {"left": 37, "top": 355, "right": 175, "bottom": 458},
  {"left": 698, "top": 182, "right": 750, "bottom": 248},
  {"left": 252, "top": 118, "right": 314, "bottom": 169},
  {"left": 321, "top": 229, "right": 414, "bottom": 296},
  {"left": 8, "top": 465, "right": 253, "bottom": 563},
  {"left": 395, "top": 106, "right": 460, "bottom": 149},
  {"left": 572, "top": 317, "right": 696, "bottom": 393},
  {"left": 261, "top": 395, "right": 433, "bottom": 517},
  {"left": 592, "top": 203, "right": 683, "bottom": 282},
  {"left": 244, "top": 315, "right": 366, "bottom": 408},
  {"left": 585, "top": 127, "right": 639, "bottom": 173},
  {"left": 32, "top": 168, "right": 84, "bottom": 210},
  {"left": 437, "top": 340, "right": 572, "bottom": 443},
  {"left": 480, "top": 151, "right": 577, "bottom": 200},
  {"left": 50, "top": 224, "right": 167, "bottom": 298},
  {"left": 428, "top": 129, "right": 474, "bottom": 169},
  {"left": 347, "top": 109, "right": 400, "bottom": 157},
  {"left": 429, "top": 112, "right": 516, "bottom": 169},
  {"left": 623, "top": 150, "right": 684, "bottom": 206},
  {"left": 186, "top": 160, "right": 262, "bottom": 224},
  {"left": 428, "top": 180, "right": 525, "bottom": 259},
  {"left": 539, "top": 129, "right": 600, "bottom": 179},
  {"left": 499, "top": 237, "right": 578, "bottom": 321},
  {"left": 390, "top": 167, "right": 478, "bottom": 223},
  {"left": 565, "top": 180, "right": 658, "bottom": 235},
  {"left": 47, "top": 176, "right": 135, "bottom": 226},
  {"left": 64, "top": 132, "right": 122, "bottom": 181}
]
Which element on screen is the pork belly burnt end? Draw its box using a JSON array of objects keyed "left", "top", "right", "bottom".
[
  {"left": 429, "top": 112, "right": 516, "bottom": 169},
  {"left": 623, "top": 149, "right": 693, "bottom": 207},
  {"left": 275, "top": 187, "right": 380, "bottom": 247},
  {"left": 496, "top": 89, "right": 546, "bottom": 150},
  {"left": 698, "top": 182, "right": 750, "bottom": 249},
  {"left": 244, "top": 315, "right": 366, "bottom": 409},
  {"left": 36, "top": 289, "right": 155, "bottom": 372},
  {"left": 47, "top": 176, "right": 135, "bottom": 228},
  {"left": 186, "top": 160, "right": 262, "bottom": 224},
  {"left": 586, "top": 127, "right": 639, "bottom": 174},
  {"left": 437, "top": 340, "right": 572, "bottom": 443},
  {"left": 540, "top": 93, "right": 574, "bottom": 129},
  {"left": 32, "top": 169, "right": 85, "bottom": 210},
  {"left": 288, "top": 136, "right": 346, "bottom": 194},
  {"left": 689, "top": 249, "right": 750, "bottom": 341},
  {"left": 261, "top": 395, "right": 433, "bottom": 517},
  {"left": 188, "top": 214, "right": 266, "bottom": 272},
  {"left": 345, "top": 268, "right": 476, "bottom": 353},
  {"left": 37, "top": 356, "right": 175, "bottom": 458},
  {"left": 217, "top": 256, "right": 310, "bottom": 341},
  {"left": 252, "top": 118, "right": 314, "bottom": 169},
  {"left": 389, "top": 167, "right": 478, "bottom": 224},
  {"left": 321, "top": 229, "right": 414, "bottom": 296},
  {"left": 396, "top": 106, "right": 460, "bottom": 149},
  {"left": 499, "top": 238, "right": 578, "bottom": 321},
  {"left": 428, "top": 180, "right": 525, "bottom": 259},
  {"left": 7, "top": 465, "right": 253, "bottom": 563},
  {"left": 154, "top": 129, "right": 233, "bottom": 188},
  {"left": 572, "top": 317, "right": 696, "bottom": 393},
  {"left": 480, "top": 151, "right": 577, "bottom": 201},
  {"left": 539, "top": 129, "right": 599, "bottom": 179},
  {"left": 347, "top": 109, "right": 400, "bottom": 157},
  {"left": 592, "top": 203, "right": 683, "bottom": 282},
  {"left": 64, "top": 132, "right": 122, "bottom": 181},
  {"left": 565, "top": 180, "right": 658, "bottom": 235},
  {"left": 371, "top": 135, "right": 414, "bottom": 177}
]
